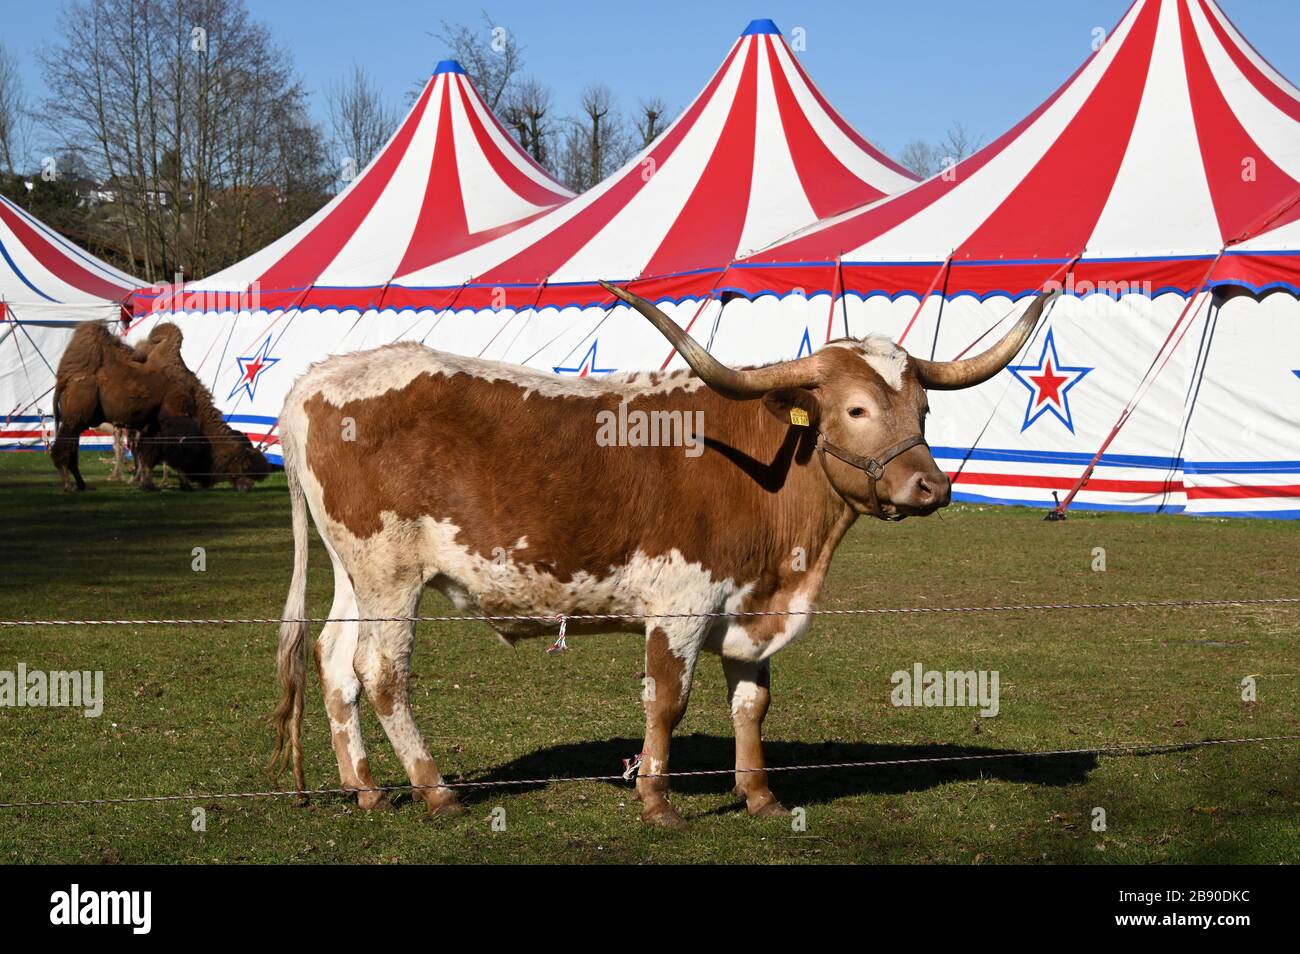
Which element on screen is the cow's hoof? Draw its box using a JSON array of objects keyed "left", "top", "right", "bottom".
[
  {"left": 642, "top": 802, "right": 688, "bottom": 830},
  {"left": 356, "top": 790, "right": 390, "bottom": 811},
  {"left": 748, "top": 799, "right": 789, "bottom": 818},
  {"left": 425, "top": 798, "right": 465, "bottom": 818}
]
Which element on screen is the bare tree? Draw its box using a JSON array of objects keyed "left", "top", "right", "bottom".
[
  {"left": 897, "top": 123, "right": 984, "bottom": 179},
  {"left": 635, "top": 97, "right": 667, "bottom": 149},
  {"left": 580, "top": 84, "right": 614, "bottom": 188},
  {"left": 40, "top": 0, "right": 329, "bottom": 280},
  {"left": 328, "top": 65, "right": 397, "bottom": 189},
  {"left": 555, "top": 84, "right": 635, "bottom": 192},
  {"left": 433, "top": 10, "right": 522, "bottom": 111},
  {"left": 0, "top": 42, "right": 28, "bottom": 176},
  {"left": 503, "top": 77, "right": 554, "bottom": 167},
  {"left": 941, "top": 121, "right": 983, "bottom": 163},
  {"left": 898, "top": 140, "right": 941, "bottom": 178}
]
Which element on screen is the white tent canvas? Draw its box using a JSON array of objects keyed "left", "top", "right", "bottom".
[{"left": 0, "top": 195, "right": 138, "bottom": 451}]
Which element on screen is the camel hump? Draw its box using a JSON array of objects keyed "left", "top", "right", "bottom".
[
  {"left": 58, "top": 322, "right": 121, "bottom": 380},
  {"left": 132, "top": 322, "right": 185, "bottom": 364}
]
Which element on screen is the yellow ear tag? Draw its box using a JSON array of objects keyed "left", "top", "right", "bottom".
[{"left": 789, "top": 407, "right": 810, "bottom": 427}]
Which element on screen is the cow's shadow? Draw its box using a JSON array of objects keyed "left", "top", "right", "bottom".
[{"left": 444, "top": 733, "right": 1108, "bottom": 808}]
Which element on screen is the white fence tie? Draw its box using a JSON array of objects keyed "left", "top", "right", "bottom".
[
  {"left": 621, "top": 752, "right": 645, "bottom": 780},
  {"left": 546, "top": 614, "right": 569, "bottom": 655}
]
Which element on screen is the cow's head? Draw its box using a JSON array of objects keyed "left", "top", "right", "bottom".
[{"left": 600, "top": 281, "right": 1055, "bottom": 520}]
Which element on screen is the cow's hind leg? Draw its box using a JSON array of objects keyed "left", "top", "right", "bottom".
[
  {"left": 637, "top": 623, "right": 705, "bottom": 830},
  {"left": 722, "top": 657, "right": 786, "bottom": 817},
  {"left": 352, "top": 578, "right": 462, "bottom": 817},
  {"left": 315, "top": 549, "right": 383, "bottom": 809}
]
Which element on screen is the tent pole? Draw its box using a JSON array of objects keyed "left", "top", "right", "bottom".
[
  {"left": 1050, "top": 250, "right": 1225, "bottom": 520},
  {"left": 1163, "top": 297, "right": 1221, "bottom": 513},
  {"left": 657, "top": 259, "right": 734, "bottom": 371},
  {"left": 476, "top": 278, "right": 545, "bottom": 359},
  {"left": 250, "top": 281, "right": 317, "bottom": 453},
  {"left": 897, "top": 253, "right": 953, "bottom": 348},
  {"left": 823, "top": 254, "right": 843, "bottom": 343},
  {"left": 416, "top": 282, "right": 467, "bottom": 345},
  {"left": 952, "top": 251, "right": 1082, "bottom": 360}
]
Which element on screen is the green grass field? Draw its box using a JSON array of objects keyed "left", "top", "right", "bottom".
[{"left": 1, "top": 451, "right": 1296, "bottom": 864}]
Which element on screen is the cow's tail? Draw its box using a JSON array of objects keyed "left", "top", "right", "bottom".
[{"left": 269, "top": 430, "right": 309, "bottom": 794}]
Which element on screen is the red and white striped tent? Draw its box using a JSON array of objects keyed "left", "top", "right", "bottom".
[
  {"left": 130, "top": 21, "right": 914, "bottom": 457},
  {"left": 0, "top": 195, "right": 137, "bottom": 450},
  {"left": 735, "top": 0, "right": 1300, "bottom": 298},
  {"left": 713, "top": 0, "right": 1300, "bottom": 519},
  {"left": 129, "top": 58, "right": 574, "bottom": 452},
  {"left": 401, "top": 18, "right": 915, "bottom": 305}
]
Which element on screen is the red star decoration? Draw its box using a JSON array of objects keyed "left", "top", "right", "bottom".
[
  {"left": 227, "top": 334, "right": 280, "bottom": 402},
  {"left": 1028, "top": 359, "right": 1069, "bottom": 408}
]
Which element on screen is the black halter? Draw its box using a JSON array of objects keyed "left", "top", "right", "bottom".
[{"left": 815, "top": 432, "right": 928, "bottom": 521}]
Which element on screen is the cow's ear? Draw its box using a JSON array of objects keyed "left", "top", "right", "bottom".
[{"left": 763, "top": 388, "right": 822, "bottom": 429}]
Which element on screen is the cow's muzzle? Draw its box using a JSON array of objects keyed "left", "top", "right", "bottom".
[
  {"left": 816, "top": 433, "right": 945, "bottom": 521},
  {"left": 890, "top": 468, "right": 951, "bottom": 517}
]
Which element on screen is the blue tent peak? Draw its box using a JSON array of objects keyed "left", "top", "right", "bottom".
[
  {"left": 433, "top": 59, "right": 466, "bottom": 75},
  {"left": 741, "top": 19, "right": 781, "bottom": 36}
]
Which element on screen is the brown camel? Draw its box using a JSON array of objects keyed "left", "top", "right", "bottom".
[
  {"left": 51, "top": 322, "right": 271, "bottom": 492},
  {"left": 124, "top": 324, "right": 192, "bottom": 489}
]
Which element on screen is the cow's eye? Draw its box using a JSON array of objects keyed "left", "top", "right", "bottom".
[{"left": 848, "top": 407, "right": 867, "bottom": 419}]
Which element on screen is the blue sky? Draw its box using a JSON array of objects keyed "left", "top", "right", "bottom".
[{"left": 9, "top": 1, "right": 1300, "bottom": 163}]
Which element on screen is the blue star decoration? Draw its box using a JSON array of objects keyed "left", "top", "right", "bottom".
[
  {"left": 1293, "top": 370, "right": 1300, "bottom": 380},
  {"left": 227, "top": 335, "right": 281, "bottom": 402},
  {"left": 553, "top": 340, "right": 615, "bottom": 376},
  {"left": 796, "top": 327, "right": 813, "bottom": 358},
  {"left": 1006, "top": 329, "right": 1093, "bottom": 433}
]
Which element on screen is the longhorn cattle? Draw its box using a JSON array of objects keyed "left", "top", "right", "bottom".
[{"left": 271, "top": 283, "right": 1055, "bottom": 827}]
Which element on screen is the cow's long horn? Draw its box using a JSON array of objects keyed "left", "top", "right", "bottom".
[
  {"left": 599, "top": 280, "right": 820, "bottom": 398},
  {"left": 911, "top": 288, "right": 1059, "bottom": 390}
]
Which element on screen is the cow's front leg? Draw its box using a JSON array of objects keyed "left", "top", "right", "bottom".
[
  {"left": 722, "top": 657, "right": 786, "bottom": 817},
  {"left": 637, "top": 624, "right": 702, "bottom": 830},
  {"left": 353, "top": 584, "right": 462, "bottom": 818}
]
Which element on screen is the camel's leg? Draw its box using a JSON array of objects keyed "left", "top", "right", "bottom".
[
  {"left": 107, "top": 427, "right": 127, "bottom": 481},
  {"left": 134, "top": 433, "right": 160, "bottom": 491},
  {"left": 137, "top": 462, "right": 158, "bottom": 491},
  {"left": 129, "top": 431, "right": 143, "bottom": 485},
  {"left": 50, "top": 422, "right": 86, "bottom": 492}
]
